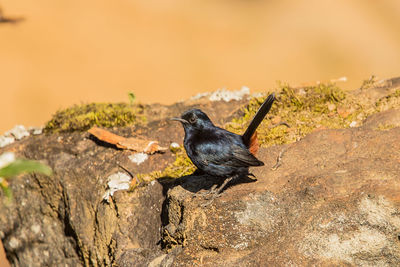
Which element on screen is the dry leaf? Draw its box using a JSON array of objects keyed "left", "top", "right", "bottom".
[{"left": 88, "top": 126, "right": 167, "bottom": 154}]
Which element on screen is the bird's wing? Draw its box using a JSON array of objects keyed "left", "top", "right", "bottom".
[
  {"left": 195, "top": 141, "right": 263, "bottom": 168},
  {"left": 191, "top": 128, "right": 264, "bottom": 168},
  {"left": 230, "top": 145, "right": 264, "bottom": 167}
]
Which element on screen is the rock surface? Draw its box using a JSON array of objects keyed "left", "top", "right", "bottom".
[
  {"left": 164, "top": 125, "right": 400, "bottom": 266},
  {"left": 1, "top": 83, "right": 400, "bottom": 266},
  {"left": 0, "top": 99, "right": 246, "bottom": 267}
]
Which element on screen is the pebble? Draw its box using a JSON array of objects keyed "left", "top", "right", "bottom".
[
  {"left": 8, "top": 237, "right": 20, "bottom": 249},
  {"left": 327, "top": 103, "right": 336, "bottom": 111},
  {"left": 169, "top": 142, "right": 181, "bottom": 153}
]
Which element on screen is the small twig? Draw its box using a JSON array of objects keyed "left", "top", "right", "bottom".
[
  {"left": 269, "top": 122, "right": 291, "bottom": 129},
  {"left": 117, "top": 162, "right": 134, "bottom": 178},
  {"left": 271, "top": 147, "right": 287, "bottom": 171}
]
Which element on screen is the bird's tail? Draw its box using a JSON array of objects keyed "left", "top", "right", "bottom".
[{"left": 242, "top": 93, "right": 275, "bottom": 146}]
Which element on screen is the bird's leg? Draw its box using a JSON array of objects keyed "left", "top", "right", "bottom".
[
  {"left": 193, "top": 183, "right": 218, "bottom": 198},
  {"left": 209, "top": 176, "right": 234, "bottom": 197},
  {"left": 200, "top": 175, "right": 237, "bottom": 207},
  {"left": 194, "top": 175, "right": 233, "bottom": 198}
]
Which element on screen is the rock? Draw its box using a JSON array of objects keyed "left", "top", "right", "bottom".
[
  {"left": 0, "top": 131, "right": 167, "bottom": 266},
  {"left": 363, "top": 109, "right": 400, "bottom": 130},
  {"left": 162, "top": 125, "right": 400, "bottom": 266},
  {"left": 0, "top": 96, "right": 246, "bottom": 266},
  {"left": 1, "top": 83, "right": 400, "bottom": 266}
]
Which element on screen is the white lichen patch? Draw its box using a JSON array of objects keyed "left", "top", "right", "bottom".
[
  {"left": 5, "top": 125, "right": 30, "bottom": 140},
  {"left": 234, "top": 192, "right": 279, "bottom": 232},
  {"left": 359, "top": 196, "right": 400, "bottom": 232},
  {"left": 302, "top": 227, "right": 389, "bottom": 264},
  {"left": 28, "top": 126, "right": 43, "bottom": 135},
  {"left": 299, "top": 196, "right": 400, "bottom": 266},
  {"left": 0, "top": 136, "right": 15, "bottom": 148},
  {"left": 128, "top": 152, "right": 148, "bottom": 165},
  {"left": 191, "top": 86, "right": 250, "bottom": 102},
  {"left": 102, "top": 172, "right": 132, "bottom": 202}
]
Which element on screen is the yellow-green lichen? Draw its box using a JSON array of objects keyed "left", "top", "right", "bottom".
[{"left": 44, "top": 103, "right": 146, "bottom": 133}]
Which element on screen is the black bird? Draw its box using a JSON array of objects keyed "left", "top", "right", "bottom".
[{"left": 171, "top": 93, "right": 275, "bottom": 197}]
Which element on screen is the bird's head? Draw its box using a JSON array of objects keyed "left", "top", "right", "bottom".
[{"left": 171, "top": 109, "right": 213, "bottom": 132}]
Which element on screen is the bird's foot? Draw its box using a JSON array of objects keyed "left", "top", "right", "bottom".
[
  {"left": 200, "top": 177, "right": 234, "bottom": 207},
  {"left": 193, "top": 184, "right": 218, "bottom": 198}
]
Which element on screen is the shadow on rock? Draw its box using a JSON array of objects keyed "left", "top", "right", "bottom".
[
  {"left": 157, "top": 171, "right": 257, "bottom": 195},
  {"left": 155, "top": 170, "right": 257, "bottom": 250}
]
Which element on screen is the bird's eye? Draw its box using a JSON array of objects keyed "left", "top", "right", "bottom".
[{"left": 189, "top": 117, "right": 196, "bottom": 123}]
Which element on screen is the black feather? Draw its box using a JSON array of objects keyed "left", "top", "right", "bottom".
[{"left": 242, "top": 93, "right": 275, "bottom": 146}]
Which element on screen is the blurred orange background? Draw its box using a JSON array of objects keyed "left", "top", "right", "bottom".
[
  {"left": 1, "top": 0, "right": 400, "bottom": 135},
  {"left": 1, "top": 1, "right": 400, "bottom": 265}
]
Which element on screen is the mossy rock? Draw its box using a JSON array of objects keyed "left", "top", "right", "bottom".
[
  {"left": 44, "top": 103, "right": 145, "bottom": 133},
  {"left": 226, "top": 82, "right": 366, "bottom": 146},
  {"left": 136, "top": 150, "right": 195, "bottom": 183}
]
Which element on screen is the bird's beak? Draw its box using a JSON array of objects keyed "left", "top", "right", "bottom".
[{"left": 170, "top": 117, "right": 189, "bottom": 124}]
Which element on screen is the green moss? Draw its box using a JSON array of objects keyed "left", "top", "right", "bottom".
[
  {"left": 44, "top": 103, "right": 146, "bottom": 133},
  {"left": 136, "top": 150, "right": 196, "bottom": 182},
  {"left": 226, "top": 82, "right": 364, "bottom": 146}
]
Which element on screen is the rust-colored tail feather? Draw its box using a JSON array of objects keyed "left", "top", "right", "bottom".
[{"left": 248, "top": 131, "right": 259, "bottom": 156}]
